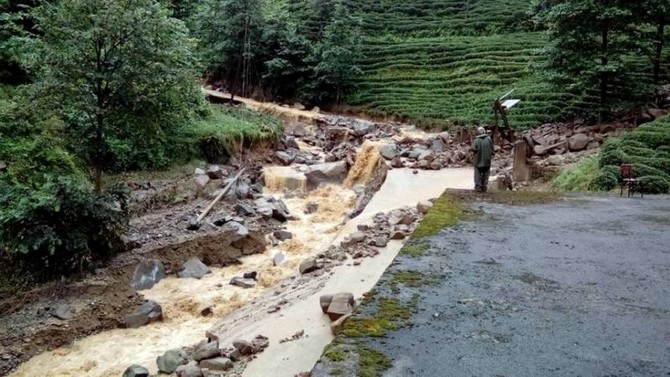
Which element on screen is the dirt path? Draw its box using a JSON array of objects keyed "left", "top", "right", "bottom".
[
  {"left": 202, "top": 89, "right": 323, "bottom": 123},
  {"left": 317, "top": 194, "right": 670, "bottom": 376}
]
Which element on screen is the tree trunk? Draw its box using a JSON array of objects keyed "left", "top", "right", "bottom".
[
  {"left": 94, "top": 166, "right": 102, "bottom": 193},
  {"left": 654, "top": 23, "right": 665, "bottom": 84},
  {"left": 600, "top": 23, "right": 609, "bottom": 121}
]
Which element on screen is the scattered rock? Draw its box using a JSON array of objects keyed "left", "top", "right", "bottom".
[
  {"left": 229, "top": 277, "right": 256, "bottom": 288},
  {"left": 156, "top": 349, "right": 189, "bottom": 374},
  {"left": 187, "top": 219, "right": 201, "bottom": 231},
  {"left": 178, "top": 258, "right": 211, "bottom": 279},
  {"left": 371, "top": 237, "right": 388, "bottom": 247},
  {"left": 227, "top": 221, "right": 249, "bottom": 237},
  {"left": 124, "top": 300, "right": 163, "bottom": 329},
  {"left": 273, "top": 251, "right": 287, "bottom": 266},
  {"left": 275, "top": 150, "right": 296, "bottom": 165},
  {"left": 326, "top": 293, "right": 355, "bottom": 321},
  {"left": 235, "top": 203, "right": 255, "bottom": 216},
  {"left": 131, "top": 259, "right": 167, "bottom": 291},
  {"left": 199, "top": 357, "right": 233, "bottom": 371},
  {"left": 123, "top": 364, "right": 149, "bottom": 377},
  {"left": 205, "top": 165, "right": 226, "bottom": 179},
  {"left": 279, "top": 330, "right": 305, "bottom": 343},
  {"left": 390, "top": 231, "right": 406, "bottom": 240},
  {"left": 380, "top": 144, "right": 398, "bottom": 160},
  {"left": 232, "top": 340, "right": 256, "bottom": 356},
  {"left": 319, "top": 294, "right": 334, "bottom": 313},
  {"left": 330, "top": 313, "right": 352, "bottom": 336},
  {"left": 305, "top": 202, "right": 319, "bottom": 214},
  {"left": 586, "top": 141, "right": 600, "bottom": 150},
  {"left": 568, "top": 133, "right": 591, "bottom": 151},
  {"left": 200, "top": 307, "right": 213, "bottom": 317},
  {"left": 194, "top": 168, "right": 206, "bottom": 176},
  {"left": 257, "top": 206, "right": 273, "bottom": 218},
  {"left": 294, "top": 102, "right": 306, "bottom": 110},
  {"left": 304, "top": 161, "right": 348, "bottom": 186},
  {"left": 350, "top": 232, "right": 366, "bottom": 243},
  {"left": 431, "top": 138, "right": 445, "bottom": 153},
  {"left": 243, "top": 271, "right": 258, "bottom": 280},
  {"left": 273, "top": 230, "right": 293, "bottom": 241},
  {"left": 194, "top": 174, "right": 210, "bottom": 189},
  {"left": 175, "top": 365, "right": 204, "bottom": 377},
  {"left": 235, "top": 181, "right": 252, "bottom": 199},
  {"left": 285, "top": 137, "right": 300, "bottom": 150},
  {"left": 299, "top": 259, "right": 318, "bottom": 274},
  {"left": 53, "top": 305, "right": 74, "bottom": 320},
  {"left": 391, "top": 157, "right": 404, "bottom": 168},
  {"left": 417, "top": 200, "right": 433, "bottom": 214},
  {"left": 194, "top": 341, "right": 220, "bottom": 361}
]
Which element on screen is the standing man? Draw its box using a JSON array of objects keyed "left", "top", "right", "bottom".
[{"left": 472, "top": 126, "right": 493, "bottom": 192}]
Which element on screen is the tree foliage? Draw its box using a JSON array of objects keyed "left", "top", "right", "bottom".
[
  {"left": 540, "top": 0, "right": 667, "bottom": 119},
  {"left": 23, "top": 0, "right": 204, "bottom": 190}
]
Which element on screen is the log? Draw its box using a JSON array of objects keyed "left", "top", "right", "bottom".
[{"left": 188, "top": 167, "right": 246, "bottom": 230}]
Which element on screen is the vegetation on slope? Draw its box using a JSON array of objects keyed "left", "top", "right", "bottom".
[
  {"left": 345, "top": 0, "right": 669, "bottom": 129},
  {"left": 555, "top": 115, "right": 670, "bottom": 194}
]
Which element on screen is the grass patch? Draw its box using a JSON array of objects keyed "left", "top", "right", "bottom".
[
  {"left": 412, "top": 193, "right": 464, "bottom": 238},
  {"left": 357, "top": 343, "right": 393, "bottom": 377},
  {"left": 389, "top": 270, "right": 443, "bottom": 293},
  {"left": 553, "top": 157, "right": 600, "bottom": 192},
  {"left": 182, "top": 105, "right": 283, "bottom": 162},
  {"left": 401, "top": 240, "right": 429, "bottom": 256},
  {"left": 330, "top": 368, "right": 344, "bottom": 376},
  {"left": 342, "top": 297, "right": 414, "bottom": 338},
  {"left": 324, "top": 346, "right": 347, "bottom": 362}
]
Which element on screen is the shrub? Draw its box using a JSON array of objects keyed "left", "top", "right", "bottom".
[
  {"left": 639, "top": 175, "right": 670, "bottom": 194},
  {"left": 0, "top": 176, "right": 129, "bottom": 281},
  {"left": 589, "top": 165, "right": 618, "bottom": 191}
]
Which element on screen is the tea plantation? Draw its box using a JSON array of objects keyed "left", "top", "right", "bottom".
[{"left": 344, "top": 0, "right": 598, "bottom": 129}]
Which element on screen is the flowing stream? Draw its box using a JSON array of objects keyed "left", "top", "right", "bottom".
[{"left": 10, "top": 137, "right": 473, "bottom": 377}]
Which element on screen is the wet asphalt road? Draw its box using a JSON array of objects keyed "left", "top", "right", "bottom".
[{"left": 372, "top": 195, "right": 670, "bottom": 377}]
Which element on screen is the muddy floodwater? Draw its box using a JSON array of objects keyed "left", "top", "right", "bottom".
[{"left": 10, "top": 167, "right": 472, "bottom": 377}]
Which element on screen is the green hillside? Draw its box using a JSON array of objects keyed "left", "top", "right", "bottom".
[{"left": 342, "top": 0, "right": 601, "bottom": 129}]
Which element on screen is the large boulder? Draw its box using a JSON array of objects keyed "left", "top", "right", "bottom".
[
  {"left": 199, "top": 357, "right": 233, "bottom": 371},
  {"left": 205, "top": 165, "right": 226, "bottom": 179},
  {"left": 194, "top": 341, "right": 220, "bottom": 361},
  {"left": 275, "top": 150, "right": 296, "bottom": 165},
  {"left": 175, "top": 365, "right": 204, "bottom": 377},
  {"left": 379, "top": 144, "right": 398, "bottom": 160},
  {"left": 299, "top": 259, "right": 319, "bottom": 274},
  {"left": 178, "top": 258, "right": 211, "bottom": 279},
  {"left": 568, "top": 133, "right": 591, "bottom": 151},
  {"left": 349, "top": 119, "right": 375, "bottom": 137},
  {"left": 122, "top": 364, "right": 149, "bottom": 377},
  {"left": 304, "top": 161, "right": 348, "bottom": 186},
  {"left": 131, "top": 259, "right": 167, "bottom": 291},
  {"left": 123, "top": 300, "right": 163, "bottom": 329},
  {"left": 156, "top": 349, "right": 189, "bottom": 374},
  {"left": 326, "top": 293, "right": 355, "bottom": 321}
]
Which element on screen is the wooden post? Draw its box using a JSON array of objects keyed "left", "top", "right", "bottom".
[{"left": 513, "top": 141, "right": 531, "bottom": 182}]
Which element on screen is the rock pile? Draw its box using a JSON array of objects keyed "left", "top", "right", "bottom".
[{"left": 126, "top": 335, "right": 269, "bottom": 377}]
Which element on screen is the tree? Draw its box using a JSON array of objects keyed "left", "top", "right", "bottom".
[
  {"left": 643, "top": 0, "right": 670, "bottom": 83},
  {"left": 307, "top": 0, "right": 363, "bottom": 104},
  {"left": 193, "top": 0, "right": 264, "bottom": 98},
  {"left": 541, "top": 0, "right": 647, "bottom": 119},
  {"left": 24, "top": 0, "right": 203, "bottom": 191}
]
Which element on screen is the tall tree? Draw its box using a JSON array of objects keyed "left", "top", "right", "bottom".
[
  {"left": 24, "top": 0, "right": 202, "bottom": 191},
  {"left": 645, "top": 0, "right": 670, "bottom": 83},
  {"left": 194, "top": 0, "right": 263, "bottom": 98},
  {"left": 308, "top": 0, "right": 362, "bottom": 104},
  {"left": 541, "top": 0, "right": 645, "bottom": 118}
]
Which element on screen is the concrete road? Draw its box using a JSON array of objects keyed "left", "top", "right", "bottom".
[{"left": 366, "top": 195, "right": 670, "bottom": 377}]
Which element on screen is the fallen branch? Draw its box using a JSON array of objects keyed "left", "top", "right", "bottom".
[{"left": 188, "top": 167, "right": 246, "bottom": 230}]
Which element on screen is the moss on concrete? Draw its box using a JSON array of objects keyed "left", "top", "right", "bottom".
[
  {"left": 412, "top": 193, "right": 465, "bottom": 238},
  {"left": 324, "top": 346, "right": 347, "bottom": 362},
  {"left": 357, "top": 343, "right": 393, "bottom": 377},
  {"left": 401, "top": 240, "right": 429, "bottom": 256}
]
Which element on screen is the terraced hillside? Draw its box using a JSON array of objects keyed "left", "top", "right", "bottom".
[{"left": 344, "top": 0, "right": 593, "bottom": 129}]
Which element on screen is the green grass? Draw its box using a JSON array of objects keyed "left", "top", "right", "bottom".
[
  {"left": 182, "top": 105, "right": 283, "bottom": 161},
  {"left": 553, "top": 157, "right": 601, "bottom": 192}
]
